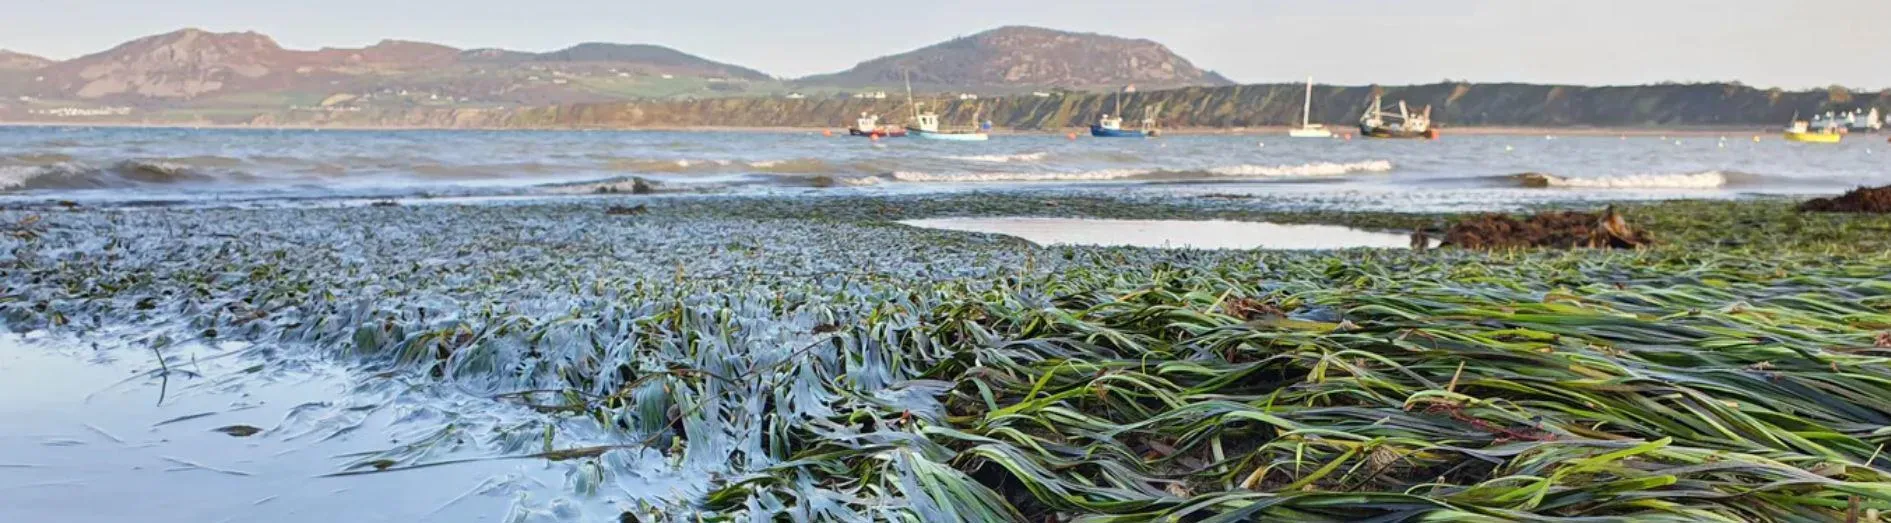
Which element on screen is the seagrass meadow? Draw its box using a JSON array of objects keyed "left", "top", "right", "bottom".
[{"left": 4, "top": 193, "right": 1891, "bottom": 522}]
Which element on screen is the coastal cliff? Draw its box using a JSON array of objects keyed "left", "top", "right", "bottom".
[{"left": 244, "top": 82, "right": 1890, "bottom": 130}]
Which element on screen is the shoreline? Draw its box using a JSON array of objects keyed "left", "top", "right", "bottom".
[
  {"left": 0, "top": 120, "right": 1782, "bottom": 137},
  {"left": 1, "top": 192, "right": 1887, "bottom": 522}
]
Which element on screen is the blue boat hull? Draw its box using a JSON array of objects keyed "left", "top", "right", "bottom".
[{"left": 1090, "top": 125, "right": 1152, "bottom": 138}]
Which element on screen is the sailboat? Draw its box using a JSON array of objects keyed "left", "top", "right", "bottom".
[
  {"left": 1287, "top": 77, "right": 1332, "bottom": 138},
  {"left": 902, "top": 71, "right": 989, "bottom": 141},
  {"left": 1091, "top": 86, "right": 1160, "bottom": 137},
  {"left": 1358, "top": 95, "right": 1438, "bottom": 139}
]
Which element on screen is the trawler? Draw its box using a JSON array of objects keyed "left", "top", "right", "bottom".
[
  {"left": 902, "top": 72, "right": 988, "bottom": 141},
  {"left": 846, "top": 113, "right": 906, "bottom": 138},
  {"left": 1358, "top": 95, "right": 1437, "bottom": 139},
  {"left": 1784, "top": 116, "right": 1842, "bottom": 143},
  {"left": 1091, "top": 86, "right": 1161, "bottom": 137}
]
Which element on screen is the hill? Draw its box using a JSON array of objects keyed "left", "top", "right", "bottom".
[
  {"left": 0, "top": 50, "right": 52, "bottom": 71},
  {"left": 11, "top": 28, "right": 779, "bottom": 107},
  {"left": 797, "top": 26, "right": 1233, "bottom": 92}
]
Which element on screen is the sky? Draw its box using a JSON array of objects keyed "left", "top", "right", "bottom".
[{"left": 1, "top": 0, "right": 1887, "bottom": 89}]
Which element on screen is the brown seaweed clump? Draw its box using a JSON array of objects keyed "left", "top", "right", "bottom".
[
  {"left": 1798, "top": 185, "right": 1891, "bottom": 214},
  {"left": 1438, "top": 206, "right": 1651, "bottom": 249},
  {"left": 605, "top": 204, "right": 648, "bottom": 216}
]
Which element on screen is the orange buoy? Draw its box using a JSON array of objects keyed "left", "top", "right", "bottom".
[
  {"left": 822, "top": 129, "right": 833, "bottom": 137},
  {"left": 1066, "top": 132, "right": 1077, "bottom": 140}
]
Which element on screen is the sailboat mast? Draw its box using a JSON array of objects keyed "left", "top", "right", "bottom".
[
  {"left": 904, "top": 70, "right": 918, "bottom": 122},
  {"left": 1302, "top": 77, "right": 1313, "bottom": 128}
]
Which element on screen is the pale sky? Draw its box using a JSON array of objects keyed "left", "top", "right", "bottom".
[{"left": 2, "top": 0, "right": 1886, "bottom": 89}]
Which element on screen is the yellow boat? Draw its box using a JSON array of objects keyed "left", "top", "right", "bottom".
[{"left": 1783, "top": 120, "right": 1842, "bottom": 143}]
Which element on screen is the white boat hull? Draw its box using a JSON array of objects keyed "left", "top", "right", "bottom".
[
  {"left": 1288, "top": 128, "right": 1333, "bottom": 138},
  {"left": 908, "top": 128, "right": 989, "bottom": 141}
]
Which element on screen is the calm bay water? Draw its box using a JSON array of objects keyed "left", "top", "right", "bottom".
[{"left": 2, "top": 126, "right": 1885, "bottom": 208}]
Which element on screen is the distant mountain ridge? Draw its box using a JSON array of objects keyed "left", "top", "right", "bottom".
[
  {"left": 797, "top": 26, "right": 1233, "bottom": 91},
  {"left": 0, "top": 50, "right": 52, "bottom": 70},
  {"left": 2, "top": 25, "right": 1236, "bottom": 109},
  {"left": 12, "top": 28, "right": 773, "bottom": 104}
]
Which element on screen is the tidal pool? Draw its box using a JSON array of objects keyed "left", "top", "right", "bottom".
[
  {"left": 0, "top": 335, "right": 570, "bottom": 523},
  {"left": 899, "top": 217, "right": 1420, "bottom": 250}
]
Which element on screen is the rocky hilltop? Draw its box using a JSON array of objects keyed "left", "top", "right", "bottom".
[
  {"left": 10, "top": 28, "right": 774, "bottom": 106},
  {"left": 1, "top": 25, "right": 1236, "bottom": 113},
  {"left": 0, "top": 50, "right": 52, "bottom": 71},
  {"left": 798, "top": 26, "right": 1232, "bottom": 91}
]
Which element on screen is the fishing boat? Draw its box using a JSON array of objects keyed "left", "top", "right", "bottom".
[
  {"left": 1287, "top": 77, "right": 1332, "bottom": 138},
  {"left": 846, "top": 113, "right": 906, "bottom": 138},
  {"left": 1358, "top": 95, "right": 1438, "bottom": 139},
  {"left": 902, "top": 72, "right": 988, "bottom": 141},
  {"left": 1783, "top": 118, "right": 1842, "bottom": 143},
  {"left": 1091, "top": 86, "right": 1160, "bottom": 138}
]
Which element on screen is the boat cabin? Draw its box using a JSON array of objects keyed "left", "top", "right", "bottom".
[{"left": 913, "top": 112, "right": 941, "bottom": 133}]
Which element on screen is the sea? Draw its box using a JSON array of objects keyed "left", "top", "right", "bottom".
[{"left": 2, "top": 126, "right": 1886, "bottom": 210}]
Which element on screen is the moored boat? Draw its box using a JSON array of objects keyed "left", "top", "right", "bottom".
[
  {"left": 1783, "top": 118, "right": 1842, "bottom": 143},
  {"left": 1287, "top": 77, "right": 1332, "bottom": 138},
  {"left": 1358, "top": 95, "right": 1437, "bottom": 139},
  {"left": 1090, "top": 86, "right": 1160, "bottom": 138},
  {"left": 846, "top": 113, "right": 906, "bottom": 138},
  {"left": 901, "top": 71, "right": 988, "bottom": 141}
]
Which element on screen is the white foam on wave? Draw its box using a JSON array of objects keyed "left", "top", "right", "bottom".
[
  {"left": 824, "top": 176, "right": 883, "bottom": 187},
  {"left": 888, "top": 169, "right": 1153, "bottom": 183},
  {"left": 943, "top": 152, "right": 1049, "bottom": 163},
  {"left": 0, "top": 165, "right": 56, "bottom": 190},
  {"left": 1206, "top": 160, "right": 1395, "bottom": 177},
  {"left": 1532, "top": 171, "right": 1730, "bottom": 189},
  {"left": 888, "top": 160, "right": 1394, "bottom": 183}
]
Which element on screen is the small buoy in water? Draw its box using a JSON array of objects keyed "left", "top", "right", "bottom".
[
  {"left": 822, "top": 129, "right": 832, "bottom": 137},
  {"left": 1257, "top": 141, "right": 1265, "bottom": 148},
  {"left": 1066, "top": 132, "right": 1077, "bottom": 140},
  {"left": 869, "top": 135, "right": 879, "bottom": 142},
  {"left": 1545, "top": 135, "right": 1555, "bottom": 140},
  {"left": 1504, "top": 145, "right": 1514, "bottom": 152},
  {"left": 1753, "top": 136, "right": 1761, "bottom": 142}
]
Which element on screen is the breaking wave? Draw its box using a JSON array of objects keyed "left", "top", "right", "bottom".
[
  {"left": 942, "top": 152, "right": 1048, "bottom": 163},
  {"left": 603, "top": 157, "right": 878, "bottom": 176},
  {"left": 1206, "top": 160, "right": 1396, "bottom": 177},
  {"left": 0, "top": 159, "right": 256, "bottom": 191},
  {"left": 887, "top": 160, "right": 1395, "bottom": 183},
  {"left": 1512, "top": 171, "right": 1749, "bottom": 189},
  {"left": 603, "top": 158, "right": 737, "bottom": 173}
]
